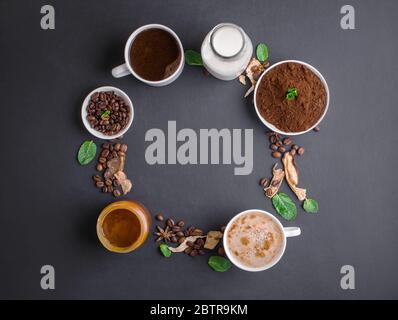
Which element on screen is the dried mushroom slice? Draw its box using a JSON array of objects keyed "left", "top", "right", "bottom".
[
  {"left": 114, "top": 171, "right": 132, "bottom": 195},
  {"left": 282, "top": 152, "right": 307, "bottom": 201},
  {"left": 243, "top": 58, "right": 269, "bottom": 98},
  {"left": 264, "top": 163, "right": 285, "bottom": 198},
  {"left": 204, "top": 231, "right": 223, "bottom": 250}
]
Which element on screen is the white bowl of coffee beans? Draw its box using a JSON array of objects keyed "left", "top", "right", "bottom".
[{"left": 81, "top": 86, "right": 134, "bottom": 140}]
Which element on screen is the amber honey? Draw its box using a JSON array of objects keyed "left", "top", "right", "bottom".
[{"left": 97, "top": 200, "right": 151, "bottom": 253}]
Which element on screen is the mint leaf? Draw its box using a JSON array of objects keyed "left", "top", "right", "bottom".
[
  {"left": 159, "top": 243, "right": 172, "bottom": 258},
  {"left": 185, "top": 50, "right": 203, "bottom": 66},
  {"left": 303, "top": 198, "right": 319, "bottom": 213},
  {"left": 101, "top": 110, "right": 111, "bottom": 120},
  {"left": 77, "top": 140, "right": 97, "bottom": 165},
  {"left": 256, "top": 43, "right": 269, "bottom": 63},
  {"left": 208, "top": 256, "right": 232, "bottom": 272},
  {"left": 286, "top": 87, "right": 298, "bottom": 101},
  {"left": 272, "top": 192, "right": 297, "bottom": 221}
]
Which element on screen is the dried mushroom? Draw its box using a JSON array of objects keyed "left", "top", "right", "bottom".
[
  {"left": 282, "top": 152, "right": 307, "bottom": 201},
  {"left": 264, "top": 163, "right": 285, "bottom": 198},
  {"left": 204, "top": 231, "right": 223, "bottom": 250},
  {"left": 104, "top": 156, "right": 125, "bottom": 179},
  {"left": 168, "top": 236, "right": 206, "bottom": 253},
  {"left": 114, "top": 171, "right": 132, "bottom": 195},
  {"left": 242, "top": 58, "right": 270, "bottom": 98}
]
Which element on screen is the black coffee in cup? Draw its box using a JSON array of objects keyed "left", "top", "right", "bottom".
[{"left": 130, "top": 28, "right": 181, "bottom": 81}]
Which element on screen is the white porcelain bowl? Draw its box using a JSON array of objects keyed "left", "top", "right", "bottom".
[
  {"left": 81, "top": 86, "right": 134, "bottom": 140},
  {"left": 253, "top": 60, "right": 330, "bottom": 136}
]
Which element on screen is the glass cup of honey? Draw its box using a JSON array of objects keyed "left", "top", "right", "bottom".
[{"left": 96, "top": 200, "right": 152, "bottom": 253}]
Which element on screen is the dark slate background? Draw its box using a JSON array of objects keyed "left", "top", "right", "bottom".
[{"left": 0, "top": 0, "right": 397, "bottom": 299}]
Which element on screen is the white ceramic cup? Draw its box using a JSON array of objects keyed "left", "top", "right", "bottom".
[
  {"left": 223, "top": 209, "right": 301, "bottom": 272},
  {"left": 253, "top": 60, "right": 330, "bottom": 136},
  {"left": 111, "top": 24, "right": 185, "bottom": 86},
  {"left": 81, "top": 86, "right": 134, "bottom": 140}
]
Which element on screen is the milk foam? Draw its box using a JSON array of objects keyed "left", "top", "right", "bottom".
[{"left": 226, "top": 212, "right": 284, "bottom": 268}]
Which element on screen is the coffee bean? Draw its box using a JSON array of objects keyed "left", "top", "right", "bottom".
[
  {"left": 278, "top": 146, "right": 286, "bottom": 153},
  {"left": 114, "top": 143, "right": 121, "bottom": 151},
  {"left": 313, "top": 126, "right": 320, "bottom": 132},
  {"left": 117, "top": 151, "right": 125, "bottom": 157},
  {"left": 95, "top": 181, "right": 104, "bottom": 188},
  {"left": 259, "top": 178, "right": 268, "bottom": 187},
  {"left": 265, "top": 189, "right": 274, "bottom": 197},
  {"left": 297, "top": 147, "right": 305, "bottom": 155},
  {"left": 189, "top": 250, "right": 198, "bottom": 257},
  {"left": 271, "top": 151, "right": 282, "bottom": 158},
  {"left": 96, "top": 164, "right": 104, "bottom": 172},
  {"left": 292, "top": 144, "right": 299, "bottom": 150},
  {"left": 171, "top": 236, "right": 178, "bottom": 243},
  {"left": 166, "top": 219, "right": 175, "bottom": 228},
  {"left": 283, "top": 138, "right": 292, "bottom": 145},
  {"left": 290, "top": 149, "right": 296, "bottom": 156},
  {"left": 113, "top": 179, "right": 120, "bottom": 187},
  {"left": 177, "top": 220, "right": 185, "bottom": 227},
  {"left": 196, "top": 238, "right": 205, "bottom": 246},
  {"left": 108, "top": 185, "right": 113, "bottom": 193},
  {"left": 105, "top": 179, "right": 112, "bottom": 186},
  {"left": 218, "top": 247, "right": 225, "bottom": 255},
  {"left": 276, "top": 141, "right": 282, "bottom": 147},
  {"left": 176, "top": 231, "right": 185, "bottom": 238},
  {"left": 102, "top": 143, "right": 110, "bottom": 149},
  {"left": 184, "top": 247, "right": 193, "bottom": 254},
  {"left": 269, "top": 135, "right": 277, "bottom": 144},
  {"left": 155, "top": 214, "right": 164, "bottom": 221},
  {"left": 198, "top": 250, "right": 205, "bottom": 255},
  {"left": 98, "top": 157, "right": 106, "bottom": 164},
  {"left": 101, "top": 149, "right": 110, "bottom": 158},
  {"left": 93, "top": 175, "right": 102, "bottom": 182},
  {"left": 271, "top": 180, "right": 280, "bottom": 187},
  {"left": 186, "top": 241, "right": 194, "bottom": 247},
  {"left": 172, "top": 226, "right": 181, "bottom": 232},
  {"left": 270, "top": 144, "right": 278, "bottom": 151},
  {"left": 178, "top": 237, "right": 186, "bottom": 244},
  {"left": 113, "top": 189, "right": 121, "bottom": 198},
  {"left": 120, "top": 144, "right": 128, "bottom": 153},
  {"left": 101, "top": 186, "right": 108, "bottom": 193}
]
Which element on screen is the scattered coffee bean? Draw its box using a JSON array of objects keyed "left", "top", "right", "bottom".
[
  {"left": 278, "top": 146, "right": 286, "bottom": 153},
  {"left": 218, "top": 247, "right": 225, "bottom": 255},
  {"left": 283, "top": 138, "right": 292, "bottom": 145},
  {"left": 184, "top": 247, "right": 193, "bottom": 254},
  {"left": 113, "top": 179, "right": 120, "bottom": 187},
  {"left": 155, "top": 214, "right": 164, "bottom": 221},
  {"left": 172, "top": 226, "right": 181, "bottom": 232},
  {"left": 271, "top": 180, "right": 280, "bottom": 187},
  {"left": 196, "top": 238, "right": 205, "bottom": 246},
  {"left": 101, "top": 186, "right": 108, "bottom": 193},
  {"left": 269, "top": 135, "right": 277, "bottom": 144},
  {"left": 270, "top": 144, "right": 278, "bottom": 151},
  {"left": 272, "top": 151, "right": 282, "bottom": 158},
  {"left": 192, "top": 229, "right": 203, "bottom": 236},
  {"left": 189, "top": 250, "right": 198, "bottom": 257},
  {"left": 93, "top": 175, "right": 102, "bottom": 182},
  {"left": 176, "top": 231, "right": 185, "bottom": 238},
  {"left": 102, "top": 143, "right": 110, "bottom": 149},
  {"left": 96, "top": 164, "right": 104, "bottom": 172},
  {"left": 177, "top": 220, "right": 185, "bottom": 227},
  {"left": 297, "top": 147, "right": 305, "bottom": 155},
  {"left": 171, "top": 236, "right": 178, "bottom": 243},
  {"left": 98, "top": 157, "right": 106, "bottom": 164},
  {"left": 105, "top": 179, "right": 112, "bottom": 186},
  {"left": 95, "top": 181, "right": 104, "bottom": 188},
  {"left": 292, "top": 144, "right": 299, "bottom": 150},
  {"left": 198, "top": 250, "right": 206, "bottom": 255},
  {"left": 113, "top": 189, "right": 121, "bottom": 198},
  {"left": 101, "top": 149, "right": 110, "bottom": 158},
  {"left": 120, "top": 144, "right": 128, "bottom": 153},
  {"left": 178, "top": 237, "right": 186, "bottom": 244},
  {"left": 259, "top": 177, "right": 268, "bottom": 187},
  {"left": 166, "top": 219, "right": 175, "bottom": 228},
  {"left": 186, "top": 241, "right": 194, "bottom": 247}
]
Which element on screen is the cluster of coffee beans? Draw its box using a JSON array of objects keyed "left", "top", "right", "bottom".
[
  {"left": 86, "top": 91, "right": 130, "bottom": 136},
  {"left": 92, "top": 143, "right": 128, "bottom": 198},
  {"left": 268, "top": 132, "right": 305, "bottom": 159},
  {"left": 154, "top": 214, "right": 226, "bottom": 257}
]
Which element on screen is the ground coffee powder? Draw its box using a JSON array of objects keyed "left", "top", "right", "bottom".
[
  {"left": 130, "top": 28, "right": 181, "bottom": 81},
  {"left": 256, "top": 62, "right": 326, "bottom": 132}
]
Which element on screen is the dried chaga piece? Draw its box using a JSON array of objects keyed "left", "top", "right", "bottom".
[
  {"left": 264, "top": 163, "right": 285, "bottom": 198},
  {"left": 204, "top": 231, "right": 223, "bottom": 250},
  {"left": 104, "top": 156, "right": 125, "bottom": 179},
  {"left": 114, "top": 171, "right": 132, "bottom": 195},
  {"left": 282, "top": 152, "right": 307, "bottom": 201}
]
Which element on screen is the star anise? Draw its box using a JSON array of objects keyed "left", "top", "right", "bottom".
[{"left": 154, "top": 225, "right": 174, "bottom": 242}]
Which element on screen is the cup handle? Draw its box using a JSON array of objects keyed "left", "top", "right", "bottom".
[
  {"left": 111, "top": 63, "right": 131, "bottom": 78},
  {"left": 284, "top": 227, "right": 301, "bottom": 238}
]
